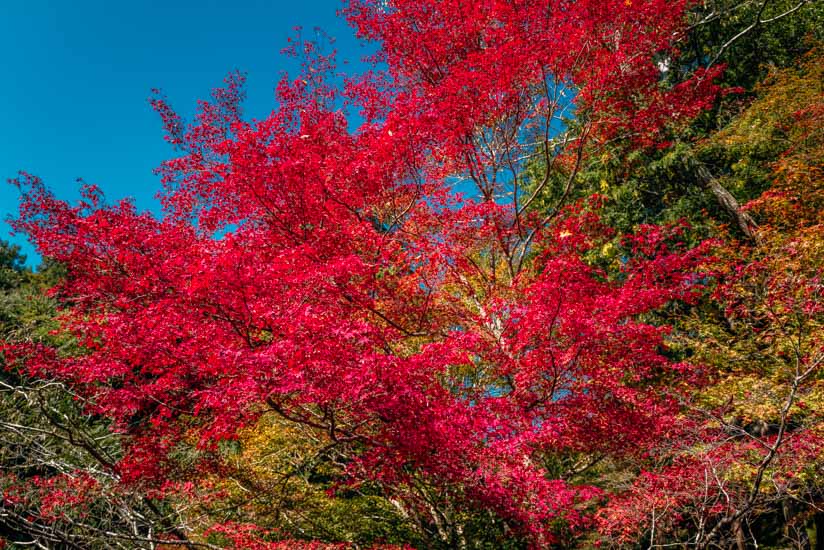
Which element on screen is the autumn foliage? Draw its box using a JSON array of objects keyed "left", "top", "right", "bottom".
[{"left": 3, "top": 1, "right": 823, "bottom": 548}]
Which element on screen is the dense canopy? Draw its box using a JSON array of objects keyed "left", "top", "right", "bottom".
[{"left": 2, "top": 1, "right": 823, "bottom": 548}]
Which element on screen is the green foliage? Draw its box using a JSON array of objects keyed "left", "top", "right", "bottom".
[
  {"left": 681, "top": 0, "right": 824, "bottom": 91},
  {"left": 0, "top": 242, "right": 28, "bottom": 291}
]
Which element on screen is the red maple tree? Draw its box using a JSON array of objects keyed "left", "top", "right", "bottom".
[{"left": 7, "top": 0, "right": 728, "bottom": 546}]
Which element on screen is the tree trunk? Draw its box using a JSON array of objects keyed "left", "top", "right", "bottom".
[
  {"left": 694, "top": 162, "right": 763, "bottom": 245},
  {"left": 733, "top": 518, "right": 747, "bottom": 550}
]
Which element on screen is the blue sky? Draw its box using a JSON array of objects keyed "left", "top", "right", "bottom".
[{"left": 1, "top": 0, "right": 369, "bottom": 266}]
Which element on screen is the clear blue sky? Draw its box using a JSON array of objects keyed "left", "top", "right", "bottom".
[{"left": 1, "top": 0, "right": 369, "bottom": 266}]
